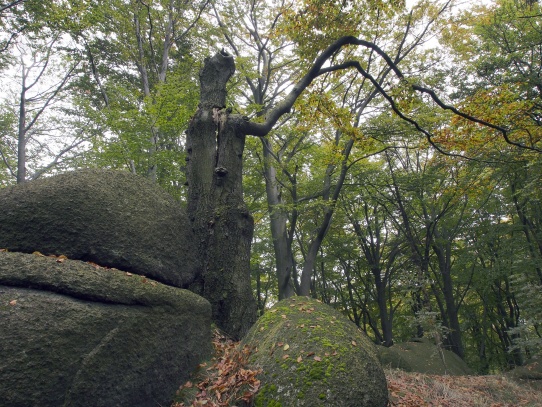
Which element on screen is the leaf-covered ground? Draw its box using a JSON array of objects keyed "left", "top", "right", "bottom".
[
  {"left": 172, "top": 330, "right": 542, "bottom": 407},
  {"left": 172, "top": 330, "right": 261, "bottom": 407},
  {"left": 386, "top": 368, "right": 542, "bottom": 407}
]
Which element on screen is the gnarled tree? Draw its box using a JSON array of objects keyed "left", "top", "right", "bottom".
[{"left": 185, "top": 28, "right": 536, "bottom": 339}]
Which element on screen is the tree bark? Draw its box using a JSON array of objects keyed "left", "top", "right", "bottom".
[{"left": 186, "top": 51, "right": 256, "bottom": 339}]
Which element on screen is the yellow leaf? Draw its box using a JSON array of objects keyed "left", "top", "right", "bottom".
[{"left": 283, "top": 344, "right": 290, "bottom": 351}]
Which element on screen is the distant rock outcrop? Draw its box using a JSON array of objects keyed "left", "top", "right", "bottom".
[
  {"left": 377, "top": 338, "right": 473, "bottom": 375},
  {"left": 241, "top": 296, "right": 388, "bottom": 407},
  {"left": 0, "top": 169, "right": 199, "bottom": 288},
  {"left": 505, "top": 357, "right": 542, "bottom": 391},
  {"left": 0, "top": 251, "right": 212, "bottom": 407}
]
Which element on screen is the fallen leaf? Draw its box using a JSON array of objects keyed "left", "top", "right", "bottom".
[
  {"left": 283, "top": 354, "right": 289, "bottom": 360},
  {"left": 297, "top": 356, "right": 303, "bottom": 363},
  {"left": 277, "top": 342, "right": 283, "bottom": 347},
  {"left": 125, "top": 272, "right": 132, "bottom": 276},
  {"left": 32, "top": 251, "right": 45, "bottom": 257},
  {"left": 9, "top": 299, "right": 17, "bottom": 306},
  {"left": 87, "top": 261, "right": 101, "bottom": 269},
  {"left": 351, "top": 341, "right": 357, "bottom": 347},
  {"left": 283, "top": 344, "right": 290, "bottom": 351},
  {"left": 314, "top": 356, "right": 322, "bottom": 362}
]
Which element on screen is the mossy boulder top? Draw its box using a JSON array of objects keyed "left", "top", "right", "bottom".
[
  {"left": 0, "top": 169, "right": 199, "bottom": 288},
  {"left": 242, "top": 296, "right": 388, "bottom": 407}
]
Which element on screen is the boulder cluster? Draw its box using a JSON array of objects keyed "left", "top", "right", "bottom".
[
  {"left": 0, "top": 169, "right": 212, "bottom": 407},
  {"left": 0, "top": 169, "right": 390, "bottom": 407}
]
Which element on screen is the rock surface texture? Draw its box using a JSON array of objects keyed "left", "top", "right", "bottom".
[
  {"left": 0, "top": 251, "right": 212, "bottom": 407},
  {"left": 242, "top": 296, "right": 388, "bottom": 407},
  {"left": 0, "top": 169, "right": 199, "bottom": 288}
]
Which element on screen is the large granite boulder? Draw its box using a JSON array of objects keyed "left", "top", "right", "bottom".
[
  {"left": 0, "top": 169, "right": 198, "bottom": 288},
  {"left": 242, "top": 296, "right": 388, "bottom": 407},
  {"left": 0, "top": 251, "right": 212, "bottom": 407},
  {"left": 376, "top": 338, "right": 473, "bottom": 375}
]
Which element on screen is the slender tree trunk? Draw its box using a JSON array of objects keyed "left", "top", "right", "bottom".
[
  {"left": 372, "top": 267, "right": 393, "bottom": 347},
  {"left": 511, "top": 179, "right": 542, "bottom": 284},
  {"left": 261, "top": 138, "right": 296, "bottom": 299},
  {"left": 433, "top": 241, "right": 465, "bottom": 358},
  {"left": 298, "top": 138, "right": 354, "bottom": 296},
  {"left": 186, "top": 51, "right": 256, "bottom": 339},
  {"left": 17, "top": 79, "right": 27, "bottom": 184},
  {"left": 134, "top": 12, "right": 158, "bottom": 182}
]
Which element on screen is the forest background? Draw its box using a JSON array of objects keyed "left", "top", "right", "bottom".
[{"left": 1, "top": 0, "right": 541, "bottom": 374}]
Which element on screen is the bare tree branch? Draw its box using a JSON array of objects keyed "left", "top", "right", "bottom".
[
  {"left": 0, "top": 0, "right": 25, "bottom": 13},
  {"left": 0, "top": 147, "right": 16, "bottom": 177},
  {"left": 243, "top": 35, "right": 542, "bottom": 154}
]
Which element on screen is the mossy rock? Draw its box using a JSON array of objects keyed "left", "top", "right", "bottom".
[
  {"left": 242, "top": 297, "right": 388, "bottom": 407},
  {"left": 377, "top": 338, "right": 473, "bottom": 375},
  {"left": 0, "top": 251, "right": 212, "bottom": 407},
  {"left": 0, "top": 169, "right": 199, "bottom": 288},
  {"left": 505, "top": 358, "right": 542, "bottom": 384}
]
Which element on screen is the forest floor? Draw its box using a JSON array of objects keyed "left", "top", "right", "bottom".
[
  {"left": 172, "top": 330, "right": 542, "bottom": 407},
  {"left": 386, "top": 368, "right": 542, "bottom": 407}
]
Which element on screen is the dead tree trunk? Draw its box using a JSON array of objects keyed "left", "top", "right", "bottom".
[{"left": 186, "top": 51, "right": 256, "bottom": 339}]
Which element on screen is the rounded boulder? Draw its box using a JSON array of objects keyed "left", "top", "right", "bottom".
[
  {"left": 0, "top": 169, "right": 198, "bottom": 288},
  {"left": 242, "top": 296, "right": 388, "bottom": 407}
]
